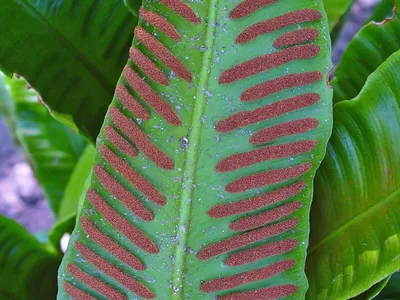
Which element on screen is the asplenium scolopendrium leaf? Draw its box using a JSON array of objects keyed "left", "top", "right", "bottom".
[{"left": 58, "top": 1, "right": 332, "bottom": 299}]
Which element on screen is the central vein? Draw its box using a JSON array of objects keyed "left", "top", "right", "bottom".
[{"left": 170, "top": 1, "right": 219, "bottom": 298}]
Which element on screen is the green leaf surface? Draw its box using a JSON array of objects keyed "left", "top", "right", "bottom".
[
  {"left": 0, "top": 73, "right": 16, "bottom": 137},
  {"left": 323, "top": 0, "right": 355, "bottom": 30},
  {"left": 58, "top": 1, "right": 332, "bottom": 299},
  {"left": 124, "top": 0, "right": 141, "bottom": 17},
  {"left": 375, "top": 272, "right": 400, "bottom": 300},
  {"left": 306, "top": 50, "right": 400, "bottom": 299},
  {"left": 58, "top": 145, "right": 96, "bottom": 220},
  {"left": 4, "top": 76, "right": 87, "bottom": 213},
  {"left": 0, "top": 214, "right": 61, "bottom": 300},
  {"left": 48, "top": 214, "right": 77, "bottom": 253},
  {"left": 368, "top": 0, "right": 396, "bottom": 23},
  {"left": 351, "top": 276, "right": 392, "bottom": 300},
  {"left": 0, "top": 0, "right": 138, "bottom": 141},
  {"left": 331, "top": 1, "right": 399, "bottom": 103}
]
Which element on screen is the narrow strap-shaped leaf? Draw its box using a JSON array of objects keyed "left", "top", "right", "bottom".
[
  {"left": 307, "top": 50, "right": 400, "bottom": 299},
  {"left": 58, "top": 1, "right": 332, "bottom": 299}
]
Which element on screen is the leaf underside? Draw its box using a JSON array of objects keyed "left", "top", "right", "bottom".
[
  {"left": 306, "top": 50, "right": 400, "bottom": 299},
  {"left": 58, "top": 1, "right": 332, "bottom": 299}
]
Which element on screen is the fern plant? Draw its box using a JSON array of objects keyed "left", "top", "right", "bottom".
[
  {"left": 56, "top": 1, "right": 332, "bottom": 299},
  {"left": 0, "top": 0, "right": 399, "bottom": 299}
]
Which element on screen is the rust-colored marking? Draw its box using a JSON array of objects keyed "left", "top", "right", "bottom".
[
  {"left": 139, "top": 8, "right": 181, "bottom": 41},
  {"left": 64, "top": 282, "right": 96, "bottom": 300},
  {"left": 220, "top": 285, "right": 298, "bottom": 300},
  {"left": 197, "top": 219, "right": 298, "bottom": 260},
  {"left": 200, "top": 260, "right": 295, "bottom": 292},
  {"left": 100, "top": 145, "right": 166, "bottom": 205},
  {"left": 67, "top": 264, "right": 126, "bottom": 300},
  {"left": 116, "top": 85, "right": 149, "bottom": 120},
  {"left": 130, "top": 47, "right": 169, "bottom": 86},
  {"left": 216, "top": 93, "right": 320, "bottom": 133},
  {"left": 274, "top": 28, "right": 320, "bottom": 48},
  {"left": 87, "top": 189, "right": 159, "bottom": 254},
  {"left": 123, "top": 66, "right": 181, "bottom": 126},
  {"left": 250, "top": 118, "right": 319, "bottom": 145},
  {"left": 230, "top": 202, "right": 302, "bottom": 231},
  {"left": 219, "top": 45, "right": 320, "bottom": 84},
  {"left": 135, "top": 27, "right": 192, "bottom": 82},
  {"left": 80, "top": 217, "right": 145, "bottom": 271},
  {"left": 75, "top": 242, "right": 155, "bottom": 299},
  {"left": 208, "top": 181, "right": 304, "bottom": 218},
  {"left": 105, "top": 126, "right": 138, "bottom": 157},
  {"left": 237, "top": 9, "right": 322, "bottom": 44},
  {"left": 110, "top": 107, "right": 174, "bottom": 170},
  {"left": 241, "top": 72, "right": 323, "bottom": 102},
  {"left": 159, "top": 0, "right": 200, "bottom": 23},
  {"left": 94, "top": 166, "right": 153, "bottom": 221},
  {"left": 216, "top": 141, "right": 317, "bottom": 173},
  {"left": 225, "top": 163, "right": 312, "bottom": 193},
  {"left": 230, "top": 0, "right": 278, "bottom": 19},
  {"left": 224, "top": 239, "right": 298, "bottom": 266}
]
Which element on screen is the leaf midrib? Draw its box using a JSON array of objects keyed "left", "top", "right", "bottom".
[
  {"left": 308, "top": 187, "right": 400, "bottom": 255},
  {"left": 170, "top": 1, "right": 219, "bottom": 298},
  {"left": 18, "top": 0, "right": 114, "bottom": 95}
]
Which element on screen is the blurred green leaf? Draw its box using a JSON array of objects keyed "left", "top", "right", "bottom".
[
  {"left": 58, "top": 144, "right": 96, "bottom": 220},
  {"left": 368, "top": 0, "right": 396, "bottom": 23},
  {"left": 351, "top": 276, "right": 392, "bottom": 300},
  {"left": 332, "top": 1, "right": 399, "bottom": 103},
  {"left": 0, "top": 214, "right": 61, "bottom": 300},
  {"left": 323, "top": 0, "right": 355, "bottom": 30},
  {"left": 123, "top": 0, "right": 141, "bottom": 16},
  {"left": 4, "top": 76, "right": 87, "bottom": 213},
  {"left": 375, "top": 272, "right": 400, "bottom": 299},
  {"left": 48, "top": 214, "right": 76, "bottom": 252},
  {"left": 0, "top": 73, "right": 16, "bottom": 137},
  {"left": 0, "top": 0, "right": 138, "bottom": 142},
  {"left": 307, "top": 50, "right": 400, "bottom": 299}
]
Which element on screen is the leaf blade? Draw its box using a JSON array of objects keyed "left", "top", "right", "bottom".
[
  {"left": 307, "top": 50, "right": 400, "bottom": 299},
  {"left": 3, "top": 75, "right": 87, "bottom": 213},
  {"left": 0, "top": 0, "right": 138, "bottom": 141},
  {"left": 0, "top": 214, "right": 61, "bottom": 300},
  {"left": 58, "top": 1, "right": 332, "bottom": 299}
]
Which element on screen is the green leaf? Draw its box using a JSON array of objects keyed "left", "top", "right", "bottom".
[
  {"left": 323, "top": 0, "right": 355, "bottom": 30},
  {"left": 331, "top": 1, "right": 399, "bottom": 103},
  {"left": 0, "top": 214, "right": 61, "bottom": 300},
  {"left": 306, "top": 50, "right": 400, "bottom": 299},
  {"left": 368, "top": 0, "right": 396, "bottom": 23},
  {"left": 48, "top": 214, "right": 77, "bottom": 253},
  {"left": 375, "top": 272, "right": 400, "bottom": 300},
  {"left": 58, "top": 1, "right": 332, "bottom": 299},
  {"left": 0, "top": 73, "right": 16, "bottom": 137},
  {"left": 4, "top": 76, "right": 87, "bottom": 213},
  {"left": 124, "top": 0, "right": 141, "bottom": 17},
  {"left": 58, "top": 145, "right": 96, "bottom": 220},
  {"left": 0, "top": 0, "right": 138, "bottom": 142},
  {"left": 351, "top": 276, "right": 392, "bottom": 300}
]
